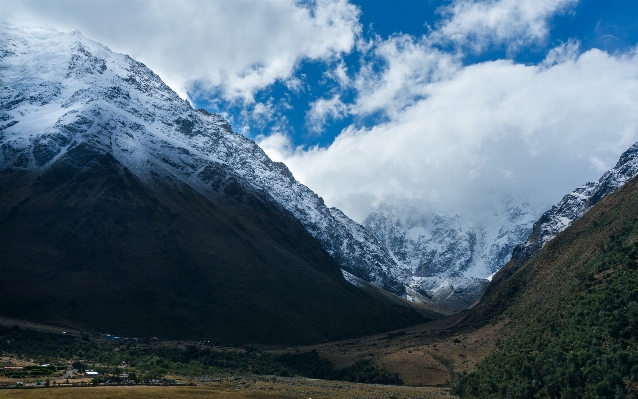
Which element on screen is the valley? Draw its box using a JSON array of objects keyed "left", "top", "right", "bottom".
[{"left": 3, "top": 20, "right": 638, "bottom": 398}]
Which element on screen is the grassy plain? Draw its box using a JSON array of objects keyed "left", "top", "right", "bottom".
[{"left": 271, "top": 313, "right": 511, "bottom": 387}]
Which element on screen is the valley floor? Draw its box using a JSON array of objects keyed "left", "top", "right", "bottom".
[
  {"left": 0, "top": 376, "right": 453, "bottom": 399},
  {"left": 0, "top": 312, "right": 510, "bottom": 389}
]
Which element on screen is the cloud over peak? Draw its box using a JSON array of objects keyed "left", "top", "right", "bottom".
[
  {"left": 264, "top": 45, "right": 638, "bottom": 222},
  {"left": 2, "top": 0, "right": 361, "bottom": 102}
]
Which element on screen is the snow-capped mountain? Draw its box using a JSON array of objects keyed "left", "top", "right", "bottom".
[
  {"left": 0, "top": 24, "right": 405, "bottom": 294},
  {"left": 363, "top": 201, "right": 538, "bottom": 313},
  {"left": 363, "top": 139, "right": 638, "bottom": 313},
  {"left": 508, "top": 141, "right": 638, "bottom": 270}
]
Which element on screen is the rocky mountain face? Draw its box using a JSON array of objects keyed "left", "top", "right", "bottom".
[
  {"left": 361, "top": 141, "right": 638, "bottom": 314},
  {"left": 363, "top": 201, "right": 537, "bottom": 314},
  {"left": 514, "top": 141, "right": 638, "bottom": 265},
  {"left": 0, "top": 24, "right": 425, "bottom": 342},
  {"left": 0, "top": 23, "right": 405, "bottom": 296}
]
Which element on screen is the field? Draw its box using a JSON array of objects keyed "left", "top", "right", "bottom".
[
  {"left": 271, "top": 312, "right": 513, "bottom": 386},
  {"left": 0, "top": 377, "right": 453, "bottom": 399}
]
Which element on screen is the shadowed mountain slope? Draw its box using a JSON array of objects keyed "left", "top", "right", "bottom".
[
  {"left": 0, "top": 140, "right": 423, "bottom": 346},
  {"left": 0, "top": 24, "right": 426, "bottom": 345}
]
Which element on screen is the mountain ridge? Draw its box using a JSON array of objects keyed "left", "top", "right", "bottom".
[
  {"left": 0, "top": 23, "right": 425, "bottom": 343},
  {"left": 362, "top": 200, "right": 537, "bottom": 314},
  {"left": 0, "top": 23, "right": 406, "bottom": 295},
  {"left": 486, "top": 140, "right": 638, "bottom": 295}
]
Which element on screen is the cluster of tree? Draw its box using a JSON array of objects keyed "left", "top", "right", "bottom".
[
  {"left": 278, "top": 350, "right": 402, "bottom": 384},
  {"left": 0, "top": 325, "right": 401, "bottom": 385}
]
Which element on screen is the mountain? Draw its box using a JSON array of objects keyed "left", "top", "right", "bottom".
[
  {"left": 0, "top": 23, "right": 407, "bottom": 297},
  {"left": 363, "top": 201, "right": 537, "bottom": 314},
  {"left": 487, "top": 141, "right": 638, "bottom": 294},
  {"left": 0, "top": 24, "right": 425, "bottom": 344},
  {"left": 454, "top": 172, "right": 638, "bottom": 398},
  {"left": 364, "top": 141, "right": 638, "bottom": 315}
]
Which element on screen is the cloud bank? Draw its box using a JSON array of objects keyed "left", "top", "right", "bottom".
[
  {"left": 1, "top": 0, "right": 360, "bottom": 101},
  {"left": 260, "top": 0, "right": 638, "bottom": 222}
]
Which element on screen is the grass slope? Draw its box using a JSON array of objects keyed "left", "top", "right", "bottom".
[{"left": 453, "top": 176, "right": 638, "bottom": 398}]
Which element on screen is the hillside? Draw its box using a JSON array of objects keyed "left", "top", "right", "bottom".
[
  {"left": 453, "top": 175, "right": 638, "bottom": 397},
  {"left": 0, "top": 143, "right": 423, "bottom": 345},
  {"left": 272, "top": 174, "right": 638, "bottom": 389}
]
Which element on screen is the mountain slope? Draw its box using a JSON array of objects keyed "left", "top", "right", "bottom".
[
  {"left": 0, "top": 23, "right": 405, "bottom": 295},
  {"left": 0, "top": 24, "right": 424, "bottom": 344},
  {"left": 454, "top": 174, "right": 638, "bottom": 398}
]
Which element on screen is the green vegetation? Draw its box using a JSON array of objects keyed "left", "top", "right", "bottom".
[
  {"left": 0, "top": 326, "right": 401, "bottom": 385},
  {"left": 2, "top": 365, "right": 63, "bottom": 379},
  {"left": 454, "top": 222, "right": 638, "bottom": 398},
  {"left": 278, "top": 351, "right": 402, "bottom": 384}
]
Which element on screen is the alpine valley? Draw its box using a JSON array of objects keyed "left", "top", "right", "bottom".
[{"left": 4, "top": 22, "right": 638, "bottom": 398}]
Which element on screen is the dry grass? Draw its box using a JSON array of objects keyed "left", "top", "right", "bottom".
[{"left": 270, "top": 313, "right": 514, "bottom": 386}]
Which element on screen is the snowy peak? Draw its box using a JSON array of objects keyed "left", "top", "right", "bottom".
[
  {"left": 511, "top": 141, "right": 638, "bottom": 267},
  {"left": 364, "top": 200, "right": 536, "bottom": 279},
  {"left": 0, "top": 23, "right": 406, "bottom": 296},
  {"left": 363, "top": 200, "right": 537, "bottom": 314}
]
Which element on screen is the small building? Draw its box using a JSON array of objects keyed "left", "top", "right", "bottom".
[{"left": 84, "top": 370, "right": 99, "bottom": 377}]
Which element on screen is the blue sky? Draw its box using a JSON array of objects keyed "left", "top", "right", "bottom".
[
  {"left": 4, "top": 0, "right": 638, "bottom": 222},
  {"left": 190, "top": 0, "right": 638, "bottom": 149}
]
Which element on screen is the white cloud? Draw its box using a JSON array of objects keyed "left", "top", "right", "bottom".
[
  {"left": 351, "top": 34, "right": 460, "bottom": 117},
  {"left": 1, "top": 0, "right": 361, "bottom": 102},
  {"left": 257, "top": 132, "right": 297, "bottom": 164},
  {"left": 305, "top": 95, "right": 348, "bottom": 133},
  {"left": 432, "top": 0, "right": 578, "bottom": 52},
  {"left": 541, "top": 38, "right": 581, "bottom": 67},
  {"left": 325, "top": 60, "right": 351, "bottom": 87},
  {"left": 267, "top": 45, "right": 638, "bottom": 222}
]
